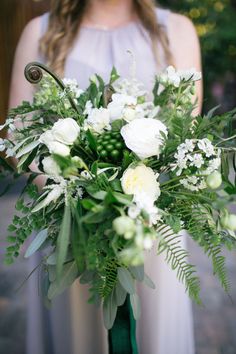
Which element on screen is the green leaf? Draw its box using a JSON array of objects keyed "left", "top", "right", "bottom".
[
  {"left": 48, "top": 261, "right": 78, "bottom": 300},
  {"left": 15, "top": 140, "right": 40, "bottom": 158},
  {"left": 86, "top": 130, "right": 97, "bottom": 152},
  {"left": 103, "top": 289, "right": 118, "bottom": 330},
  {"left": 129, "top": 265, "right": 144, "bottom": 282},
  {"left": 117, "top": 267, "right": 135, "bottom": 294},
  {"left": 130, "top": 293, "right": 141, "bottom": 320},
  {"left": 143, "top": 273, "right": 156, "bottom": 289},
  {"left": 114, "top": 281, "right": 127, "bottom": 306},
  {"left": 71, "top": 217, "right": 86, "bottom": 273},
  {"left": 46, "top": 253, "right": 57, "bottom": 265},
  {"left": 24, "top": 229, "right": 48, "bottom": 258},
  {"left": 56, "top": 204, "right": 71, "bottom": 279},
  {"left": 113, "top": 192, "right": 133, "bottom": 206},
  {"left": 109, "top": 66, "right": 120, "bottom": 84}
]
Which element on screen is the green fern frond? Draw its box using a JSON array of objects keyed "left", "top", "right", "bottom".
[
  {"left": 92, "top": 258, "right": 118, "bottom": 300},
  {"left": 204, "top": 236, "right": 230, "bottom": 293},
  {"left": 156, "top": 224, "right": 201, "bottom": 304},
  {"left": 174, "top": 201, "right": 230, "bottom": 293}
]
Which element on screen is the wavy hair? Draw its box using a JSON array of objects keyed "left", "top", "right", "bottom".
[{"left": 40, "top": 0, "right": 173, "bottom": 76}]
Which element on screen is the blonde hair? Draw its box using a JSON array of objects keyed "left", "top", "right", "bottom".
[{"left": 40, "top": 0, "right": 173, "bottom": 76}]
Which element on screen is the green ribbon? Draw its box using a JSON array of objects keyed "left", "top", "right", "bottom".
[{"left": 108, "top": 296, "right": 138, "bottom": 354}]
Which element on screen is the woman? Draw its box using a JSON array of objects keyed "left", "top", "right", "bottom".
[{"left": 9, "top": 1, "right": 202, "bottom": 353}]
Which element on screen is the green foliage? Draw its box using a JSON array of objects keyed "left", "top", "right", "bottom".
[
  {"left": 157, "top": 0, "right": 236, "bottom": 110},
  {"left": 156, "top": 223, "right": 201, "bottom": 303}
]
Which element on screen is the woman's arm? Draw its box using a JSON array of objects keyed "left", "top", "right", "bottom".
[
  {"left": 9, "top": 16, "right": 41, "bottom": 108},
  {"left": 168, "top": 13, "right": 203, "bottom": 115},
  {"left": 9, "top": 17, "right": 46, "bottom": 188}
]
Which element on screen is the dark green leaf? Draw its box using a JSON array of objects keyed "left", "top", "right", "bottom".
[{"left": 56, "top": 204, "right": 71, "bottom": 279}]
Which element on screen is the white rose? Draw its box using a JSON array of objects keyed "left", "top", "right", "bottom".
[
  {"left": 39, "top": 130, "right": 54, "bottom": 145},
  {"left": 47, "top": 141, "right": 70, "bottom": 157},
  {"left": 51, "top": 118, "right": 80, "bottom": 145},
  {"left": 108, "top": 93, "right": 137, "bottom": 122},
  {"left": 85, "top": 107, "right": 111, "bottom": 134},
  {"left": 121, "top": 118, "right": 167, "bottom": 159},
  {"left": 121, "top": 164, "right": 160, "bottom": 202},
  {"left": 42, "top": 156, "right": 61, "bottom": 176}
]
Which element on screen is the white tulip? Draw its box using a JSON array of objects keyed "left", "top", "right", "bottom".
[
  {"left": 51, "top": 118, "right": 80, "bottom": 145},
  {"left": 47, "top": 141, "right": 70, "bottom": 157},
  {"left": 206, "top": 171, "right": 222, "bottom": 189},
  {"left": 42, "top": 156, "right": 61, "bottom": 176},
  {"left": 121, "top": 118, "right": 167, "bottom": 159},
  {"left": 121, "top": 164, "right": 160, "bottom": 203}
]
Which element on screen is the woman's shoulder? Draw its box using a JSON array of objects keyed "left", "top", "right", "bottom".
[
  {"left": 168, "top": 11, "right": 196, "bottom": 35},
  {"left": 21, "top": 12, "right": 49, "bottom": 41}
]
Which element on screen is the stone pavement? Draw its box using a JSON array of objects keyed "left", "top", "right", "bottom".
[{"left": 0, "top": 185, "right": 236, "bottom": 354}]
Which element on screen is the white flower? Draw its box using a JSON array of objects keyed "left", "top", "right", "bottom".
[
  {"left": 189, "top": 153, "right": 204, "bottom": 168},
  {"left": 121, "top": 118, "right": 167, "bottom": 159},
  {"left": 108, "top": 93, "right": 137, "bottom": 122},
  {"left": 159, "top": 66, "right": 181, "bottom": 88},
  {"left": 197, "top": 139, "right": 215, "bottom": 157},
  {"left": 113, "top": 78, "right": 147, "bottom": 98},
  {"left": 83, "top": 100, "right": 93, "bottom": 116},
  {"left": 121, "top": 164, "right": 160, "bottom": 203},
  {"left": 128, "top": 205, "right": 141, "bottom": 219},
  {"left": 113, "top": 216, "right": 136, "bottom": 236},
  {"left": 44, "top": 185, "right": 64, "bottom": 204},
  {"left": 42, "top": 156, "right": 61, "bottom": 176},
  {"left": 177, "top": 68, "right": 202, "bottom": 82},
  {"left": 85, "top": 107, "right": 111, "bottom": 134},
  {"left": 39, "top": 130, "right": 54, "bottom": 145},
  {"left": 47, "top": 141, "right": 70, "bottom": 157},
  {"left": 63, "top": 78, "right": 84, "bottom": 98},
  {"left": 143, "top": 236, "right": 153, "bottom": 250},
  {"left": 51, "top": 118, "right": 80, "bottom": 145}
]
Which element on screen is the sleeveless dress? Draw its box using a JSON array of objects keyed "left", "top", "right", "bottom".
[{"left": 27, "top": 8, "right": 195, "bottom": 354}]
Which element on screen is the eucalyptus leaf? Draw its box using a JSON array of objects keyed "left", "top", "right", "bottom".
[
  {"left": 16, "top": 140, "right": 40, "bottom": 158},
  {"left": 114, "top": 280, "right": 127, "bottom": 306},
  {"left": 46, "top": 253, "right": 57, "bottom": 265},
  {"left": 117, "top": 267, "right": 135, "bottom": 294},
  {"left": 130, "top": 293, "right": 141, "bottom": 320},
  {"left": 56, "top": 204, "right": 71, "bottom": 278},
  {"left": 48, "top": 261, "right": 78, "bottom": 300},
  {"left": 103, "top": 289, "right": 117, "bottom": 330},
  {"left": 24, "top": 229, "right": 48, "bottom": 258},
  {"left": 129, "top": 265, "right": 144, "bottom": 282},
  {"left": 79, "top": 270, "right": 94, "bottom": 284},
  {"left": 144, "top": 273, "right": 156, "bottom": 289}
]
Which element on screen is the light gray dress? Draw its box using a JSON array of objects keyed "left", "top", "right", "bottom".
[{"left": 27, "top": 8, "right": 195, "bottom": 354}]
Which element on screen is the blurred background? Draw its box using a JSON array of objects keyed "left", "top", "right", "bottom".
[{"left": 0, "top": 1, "right": 236, "bottom": 353}]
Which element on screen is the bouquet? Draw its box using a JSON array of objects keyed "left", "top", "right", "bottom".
[{"left": 1, "top": 62, "right": 236, "bottom": 331}]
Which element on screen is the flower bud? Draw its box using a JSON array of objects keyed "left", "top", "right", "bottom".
[
  {"left": 206, "top": 171, "right": 222, "bottom": 189},
  {"left": 221, "top": 214, "right": 236, "bottom": 231},
  {"left": 113, "top": 216, "right": 135, "bottom": 236}
]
